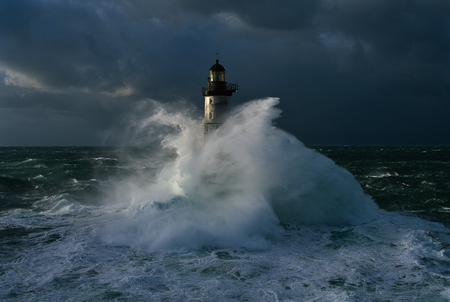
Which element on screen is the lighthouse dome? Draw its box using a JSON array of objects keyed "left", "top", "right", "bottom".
[{"left": 210, "top": 60, "right": 225, "bottom": 71}]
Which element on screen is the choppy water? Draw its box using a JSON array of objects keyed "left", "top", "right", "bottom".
[{"left": 1, "top": 98, "right": 450, "bottom": 301}]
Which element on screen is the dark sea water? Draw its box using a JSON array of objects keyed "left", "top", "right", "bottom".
[
  {"left": 318, "top": 146, "right": 450, "bottom": 225},
  {"left": 1, "top": 99, "right": 450, "bottom": 301},
  {"left": 1, "top": 145, "right": 450, "bottom": 301}
]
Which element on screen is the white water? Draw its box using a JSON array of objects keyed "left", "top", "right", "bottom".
[{"left": 102, "top": 97, "right": 379, "bottom": 252}]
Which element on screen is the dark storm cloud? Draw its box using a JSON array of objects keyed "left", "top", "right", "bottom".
[
  {"left": 0, "top": 0, "right": 222, "bottom": 97},
  {"left": 0, "top": 0, "right": 449, "bottom": 145},
  {"left": 315, "top": 1, "right": 450, "bottom": 77},
  {"left": 176, "top": 0, "right": 319, "bottom": 30},
  {"left": 172, "top": 0, "right": 450, "bottom": 100},
  {"left": 0, "top": 0, "right": 135, "bottom": 93}
]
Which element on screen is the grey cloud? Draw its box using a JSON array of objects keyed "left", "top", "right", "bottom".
[
  {"left": 176, "top": 0, "right": 319, "bottom": 30},
  {"left": 0, "top": 0, "right": 223, "bottom": 97},
  {"left": 0, "top": 0, "right": 132, "bottom": 93}
]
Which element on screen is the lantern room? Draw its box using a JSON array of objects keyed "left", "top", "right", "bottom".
[{"left": 209, "top": 60, "right": 225, "bottom": 82}]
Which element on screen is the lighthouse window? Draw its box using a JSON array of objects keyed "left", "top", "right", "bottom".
[
  {"left": 210, "top": 71, "right": 225, "bottom": 82},
  {"left": 209, "top": 98, "right": 213, "bottom": 104},
  {"left": 209, "top": 112, "right": 213, "bottom": 119}
]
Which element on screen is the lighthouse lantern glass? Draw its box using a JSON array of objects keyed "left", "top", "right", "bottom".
[{"left": 210, "top": 70, "right": 225, "bottom": 82}]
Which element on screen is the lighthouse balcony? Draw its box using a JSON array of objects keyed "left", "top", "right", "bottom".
[{"left": 202, "top": 83, "right": 238, "bottom": 96}]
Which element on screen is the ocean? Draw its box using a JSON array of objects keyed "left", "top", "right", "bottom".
[{"left": 1, "top": 98, "right": 450, "bottom": 301}]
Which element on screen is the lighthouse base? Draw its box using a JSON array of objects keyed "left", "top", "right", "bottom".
[{"left": 204, "top": 123, "right": 222, "bottom": 138}]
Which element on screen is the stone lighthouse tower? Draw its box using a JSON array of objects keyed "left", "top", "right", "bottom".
[{"left": 202, "top": 60, "right": 238, "bottom": 138}]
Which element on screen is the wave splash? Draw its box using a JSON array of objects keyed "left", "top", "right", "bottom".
[{"left": 102, "top": 97, "right": 379, "bottom": 251}]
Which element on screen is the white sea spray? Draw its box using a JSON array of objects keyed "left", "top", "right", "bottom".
[{"left": 102, "top": 97, "right": 379, "bottom": 251}]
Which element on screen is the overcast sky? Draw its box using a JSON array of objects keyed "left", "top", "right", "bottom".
[{"left": 0, "top": 0, "right": 449, "bottom": 146}]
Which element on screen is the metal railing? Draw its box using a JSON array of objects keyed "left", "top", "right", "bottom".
[{"left": 202, "top": 83, "right": 238, "bottom": 95}]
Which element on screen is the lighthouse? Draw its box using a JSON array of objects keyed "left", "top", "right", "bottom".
[{"left": 202, "top": 60, "right": 238, "bottom": 138}]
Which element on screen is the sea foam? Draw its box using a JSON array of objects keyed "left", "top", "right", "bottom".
[{"left": 102, "top": 97, "right": 379, "bottom": 251}]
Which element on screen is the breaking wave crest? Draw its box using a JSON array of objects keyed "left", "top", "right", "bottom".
[{"left": 102, "top": 98, "right": 379, "bottom": 251}]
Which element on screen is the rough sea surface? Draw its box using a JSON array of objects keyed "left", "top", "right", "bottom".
[{"left": 1, "top": 98, "right": 450, "bottom": 301}]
